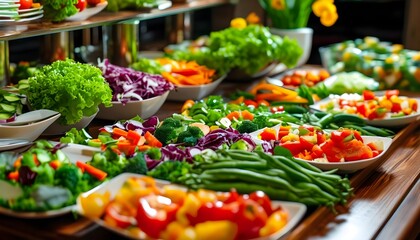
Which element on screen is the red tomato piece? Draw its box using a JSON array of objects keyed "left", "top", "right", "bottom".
[
  {"left": 19, "top": 0, "right": 33, "bottom": 10},
  {"left": 363, "top": 90, "right": 376, "bottom": 100},
  {"left": 299, "top": 136, "right": 315, "bottom": 151},
  {"left": 75, "top": 0, "right": 87, "bottom": 11},
  {"left": 320, "top": 140, "right": 343, "bottom": 162},
  {"left": 244, "top": 99, "right": 258, "bottom": 108},
  {"left": 279, "top": 141, "right": 303, "bottom": 156},
  {"left": 385, "top": 89, "right": 400, "bottom": 99}
]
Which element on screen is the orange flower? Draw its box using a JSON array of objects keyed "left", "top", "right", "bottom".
[{"left": 246, "top": 12, "right": 261, "bottom": 24}]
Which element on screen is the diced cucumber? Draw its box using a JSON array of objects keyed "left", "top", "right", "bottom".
[
  {"left": 3, "top": 94, "right": 21, "bottom": 102},
  {"left": 0, "top": 112, "right": 13, "bottom": 120},
  {"left": 0, "top": 103, "right": 16, "bottom": 112}
]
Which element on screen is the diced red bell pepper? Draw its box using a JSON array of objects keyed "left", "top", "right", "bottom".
[
  {"left": 391, "top": 102, "right": 402, "bottom": 113},
  {"left": 310, "top": 144, "right": 324, "bottom": 159},
  {"left": 136, "top": 195, "right": 179, "bottom": 239},
  {"left": 260, "top": 128, "right": 277, "bottom": 141},
  {"left": 385, "top": 89, "right": 399, "bottom": 99},
  {"left": 363, "top": 90, "right": 376, "bottom": 100},
  {"left": 104, "top": 201, "right": 136, "bottom": 229},
  {"left": 234, "top": 198, "right": 268, "bottom": 240},
  {"left": 277, "top": 130, "right": 290, "bottom": 140},
  {"left": 330, "top": 130, "right": 353, "bottom": 145},
  {"left": 356, "top": 102, "right": 369, "bottom": 118},
  {"left": 249, "top": 191, "right": 274, "bottom": 216},
  {"left": 320, "top": 140, "right": 343, "bottom": 162},
  {"left": 316, "top": 131, "right": 326, "bottom": 145},
  {"left": 244, "top": 99, "right": 258, "bottom": 108},
  {"left": 191, "top": 201, "right": 238, "bottom": 225},
  {"left": 299, "top": 136, "right": 315, "bottom": 151},
  {"left": 279, "top": 141, "right": 303, "bottom": 156}
]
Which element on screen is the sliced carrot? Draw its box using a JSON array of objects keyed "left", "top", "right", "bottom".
[
  {"left": 112, "top": 128, "right": 128, "bottom": 138},
  {"left": 117, "top": 139, "right": 136, "bottom": 156},
  {"left": 49, "top": 160, "right": 61, "bottom": 170},
  {"left": 137, "top": 145, "right": 152, "bottom": 152},
  {"left": 226, "top": 111, "right": 241, "bottom": 121},
  {"left": 126, "top": 130, "right": 142, "bottom": 145},
  {"left": 241, "top": 110, "right": 254, "bottom": 120},
  {"left": 7, "top": 170, "right": 19, "bottom": 181},
  {"left": 76, "top": 161, "right": 108, "bottom": 181},
  {"left": 144, "top": 131, "right": 163, "bottom": 148},
  {"left": 13, "top": 156, "right": 22, "bottom": 168},
  {"left": 181, "top": 99, "right": 195, "bottom": 112}
]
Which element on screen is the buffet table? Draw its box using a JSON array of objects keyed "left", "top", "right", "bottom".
[{"left": 0, "top": 80, "right": 418, "bottom": 240}]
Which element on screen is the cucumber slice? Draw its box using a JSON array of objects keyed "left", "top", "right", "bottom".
[
  {"left": 0, "top": 180, "right": 23, "bottom": 201},
  {"left": 3, "top": 94, "right": 21, "bottom": 102},
  {"left": 0, "top": 112, "right": 13, "bottom": 120},
  {"left": 0, "top": 103, "right": 16, "bottom": 112}
]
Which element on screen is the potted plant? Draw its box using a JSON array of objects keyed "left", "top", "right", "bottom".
[{"left": 258, "top": 0, "right": 339, "bottom": 66}]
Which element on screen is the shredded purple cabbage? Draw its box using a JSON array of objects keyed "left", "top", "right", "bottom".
[
  {"left": 100, "top": 116, "right": 160, "bottom": 135},
  {"left": 98, "top": 59, "right": 174, "bottom": 104},
  {"left": 152, "top": 128, "right": 258, "bottom": 169}
]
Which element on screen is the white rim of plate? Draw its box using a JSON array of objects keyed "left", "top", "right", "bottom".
[{"left": 15, "top": 14, "right": 43, "bottom": 22}]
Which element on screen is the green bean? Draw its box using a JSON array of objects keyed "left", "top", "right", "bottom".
[
  {"left": 361, "top": 125, "right": 394, "bottom": 137},
  {"left": 222, "top": 151, "right": 264, "bottom": 162},
  {"left": 295, "top": 182, "right": 339, "bottom": 201},
  {"left": 199, "top": 160, "right": 267, "bottom": 170},
  {"left": 332, "top": 113, "right": 366, "bottom": 126},
  {"left": 342, "top": 124, "right": 375, "bottom": 136},
  {"left": 257, "top": 151, "right": 313, "bottom": 183},
  {"left": 200, "top": 168, "right": 308, "bottom": 194},
  {"left": 316, "top": 113, "right": 334, "bottom": 128},
  {"left": 314, "top": 111, "right": 329, "bottom": 119},
  {"left": 275, "top": 156, "right": 322, "bottom": 173}
]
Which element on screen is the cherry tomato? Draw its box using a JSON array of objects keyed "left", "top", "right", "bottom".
[
  {"left": 87, "top": 0, "right": 102, "bottom": 6},
  {"left": 19, "top": 0, "right": 33, "bottom": 10},
  {"left": 75, "top": 0, "right": 87, "bottom": 11}
]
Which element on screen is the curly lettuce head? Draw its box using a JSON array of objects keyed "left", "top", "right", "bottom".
[{"left": 26, "top": 59, "right": 112, "bottom": 125}]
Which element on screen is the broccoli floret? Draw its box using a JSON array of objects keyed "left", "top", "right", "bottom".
[
  {"left": 161, "top": 117, "right": 182, "bottom": 128},
  {"left": 90, "top": 148, "right": 129, "bottom": 177},
  {"left": 123, "top": 154, "right": 148, "bottom": 175},
  {"left": 236, "top": 120, "right": 259, "bottom": 133},
  {"left": 253, "top": 115, "right": 269, "bottom": 129},
  {"left": 154, "top": 125, "right": 180, "bottom": 145},
  {"left": 147, "top": 160, "right": 191, "bottom": 183},
  {"left": 154, "top": 117, "right": 185, "bottom": 145},
  {"left": 146, "top": 147, "right": 162, "bottom": 160},
  {"left": 177, "top": 126, "right": 204, "bottom": 146},
  {"left": 54, "top": 164, "right": 84, "bottom": 195}
]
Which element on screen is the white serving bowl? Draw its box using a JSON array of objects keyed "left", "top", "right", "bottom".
[
  {"left": 295, "top": 136, "right": 393, "bottom": 174},
  {"left": 0, "top": 113, "right": 61, "bottom": 141},
  {"left": 42, "top": 111, "right": 98, "bottom": 136},
  {"left": 167, "top": 74, "right": 226, "bottom": 101},
  {"left": 96, "top": 91, "right": 169, "bottom": 121}
]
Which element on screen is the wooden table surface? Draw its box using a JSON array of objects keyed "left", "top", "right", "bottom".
[{"left": 0, "top": 80, "right": 419, "bottom": 240}]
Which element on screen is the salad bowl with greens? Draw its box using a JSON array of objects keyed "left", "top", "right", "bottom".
[{"left": 22, "top": 59, "right": 113, "bottom": 127}]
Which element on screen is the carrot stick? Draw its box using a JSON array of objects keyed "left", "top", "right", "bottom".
[{"left": 76, "top": 161, "right": 108, "bottom": 181}]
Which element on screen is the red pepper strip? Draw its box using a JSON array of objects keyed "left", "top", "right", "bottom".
[
  {"left": 136, "top": 195, "right": 179, "bottom": 239},
  {"left": 76, "top": 161, "right": 108, "bottom": 181},
  {"left": 171, "top": 68, "right": 199, "bottom": 76},
  {"left": 260, "top": 128, "right": 277, "bottom": 141},
  {"left": 104, "top": 201, "right": 136, "bottom": 229}
]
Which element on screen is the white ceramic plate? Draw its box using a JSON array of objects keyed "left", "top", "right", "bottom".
[
  {"left": 0, "top": 4, "right": 19, "bottom": 9},
  {"left": 295, "top": 136, "right": 393, "bottom": 174},
  {"left": 96, "top": 91, "right": 169, "bottom": 121},
  {"left": 0, "top": 138, "right": 32, "bottom": 151},
  {"left": 167, "top": 74, "right": 226, "bottom": 101},
  {"left": 311, "top": 96, "right": 420, "bottom": 127},
  {"left": 17, "top": 5, "right": 43, "bottom": 13},
  {"left": 250, "top": 125, "right": 394, "bottom": 173},
  {"left": 0, "top": 204, "right": 75, "bottom": 219},
  {"left": 42, "top": 110, "right": 98, "bottom": 136},
  {"left": 76, "top": 173, "right": 307, "bottom": 240},
  {"left": 0, "top": 143, "right": 100, "bottom": 218},
  {"left": 66, "top": 1, "right": 107, "bottom": 21},
  {"left": 0, "top": 113, "right": 61, "bottom": 141}
]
